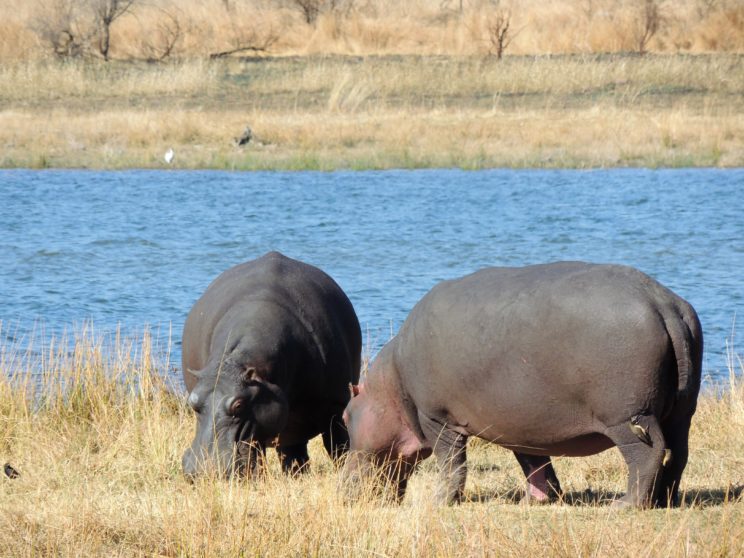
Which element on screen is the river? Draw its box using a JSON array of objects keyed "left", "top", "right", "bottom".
[{"left": 1, "top": 168, "right": 742, "bottom": 386}]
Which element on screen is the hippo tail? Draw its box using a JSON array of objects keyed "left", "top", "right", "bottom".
[{"left": 663, "top": 302, "right": 703, "bottom": 409}]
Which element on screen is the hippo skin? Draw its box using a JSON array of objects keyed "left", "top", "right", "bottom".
[
  {"left": 343, "top": 262, "right": 702, "bottom": 508},
  {"left": 182, "top": 252, "right": 361, "bottom": 478}
]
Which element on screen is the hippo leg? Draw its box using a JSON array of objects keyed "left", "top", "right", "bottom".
[
  {"left": 420, "top": 413, "right": 468, "bottom": 505},
  {"left": 238, "top": 440, "right": 267, "bottom": 478},
  {"left": 513, "top": 453, "right": 562, "bottom": 503},
  {"left": 655, "top": 415, "right": 692, "bottom": 507},
  {"left": 277, "top": 443, "right": 310, "bottom": 475},
  {"left": 322, "top": 411, "right": 351, "bottom": 461},
  {"left": 605, "top": 415, "right": 666, "bottom": 508}
]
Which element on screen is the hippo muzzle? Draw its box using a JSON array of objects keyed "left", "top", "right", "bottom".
[{"left": 182, "top": 376, "right": 289, "bottom": 479}]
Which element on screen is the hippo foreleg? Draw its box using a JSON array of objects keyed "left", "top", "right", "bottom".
[
  {"left": 277, "top": 443, "right": 310, "bottom": 475},
  {"left": 237, "top": 439, "right": 268, "bottom": 478},
  {"left": 513, "top": 453, "right": 562, "bottom": 503},
  {"left": 605, "top": 414, "right": 667, "bottom": 508},
  {"left": 419, "top": 413, "right": 468, "bottom": 505}
]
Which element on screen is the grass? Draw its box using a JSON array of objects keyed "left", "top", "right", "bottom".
[
  {"left": 2, "top": 1, "right": 744, "bottom": 62},
  {"left": 1, "top": 0, "right": 742, "bottom": 169},
  {"left": 0, "top": 53, "right": 742, "bottom": 169},
  {"left": 1, "top": 327, "right": 743, "bottom": 556}
]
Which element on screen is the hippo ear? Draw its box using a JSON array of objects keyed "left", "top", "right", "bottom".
[{"left": 349, "top": 383, "right": 362, "bottom": 398}]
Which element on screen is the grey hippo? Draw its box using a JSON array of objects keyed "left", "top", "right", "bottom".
[
  {"left": 182, "top": 251, "right": 361, "bottom": 478},
  {"left": 342, "top": 262, "right": 702, "bottom": 508}
]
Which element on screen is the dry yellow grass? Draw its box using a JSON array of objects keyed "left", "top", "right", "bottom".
[
  {"left": 1, "top": 0, "right": 743, "bottom": 62},
  {"left": 0, "top": 327, "right": 742, "bottom": 556},
  {"left": 0, "top": 54, "right": 742, "bottom": 169},
  {"left": 1, "top": 1, "right": 742, "bottom": 170}
]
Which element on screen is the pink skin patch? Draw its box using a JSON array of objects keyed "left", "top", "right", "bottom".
[{"left": 526, "top": 466, "right": 551, "bottom": 501}]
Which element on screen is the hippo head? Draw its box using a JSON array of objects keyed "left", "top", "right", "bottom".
[
  {"left": 182, "top": 358, "right": 289, "bottom": 479},
  {"left": 342, "top": 383, "right": 428, "bottom": 502}
]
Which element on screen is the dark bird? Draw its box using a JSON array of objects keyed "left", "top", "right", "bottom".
[
  {"left": 4, "top": 463, "right": 20, "bottom": 479},
  {"left": 236, "top": 126, "right": 253, "bottom": 146}
]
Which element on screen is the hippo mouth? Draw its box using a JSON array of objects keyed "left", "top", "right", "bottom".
[{"left": 235, "top": 419, "right": 255, "bottom": 452}]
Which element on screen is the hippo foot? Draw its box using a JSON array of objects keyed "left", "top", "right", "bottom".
[
  {"left": 610, "top": 498, "right": 633, "bottom": 509},
  {"left": 278, "top": 443, "right": 310, "bottom": 476},
  {"left": 610, "top": 493, "right": 654, "bottom": 509},
  {"left": 520, "top": 491, "right": 555, "bottom": 505}
]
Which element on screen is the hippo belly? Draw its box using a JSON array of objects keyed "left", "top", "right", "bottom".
[{"left": 399, "top": 263, "right": 681, "bottom": 453}]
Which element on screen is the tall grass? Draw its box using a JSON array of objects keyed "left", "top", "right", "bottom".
[
  {"left": 1, "top": 0, "right": 743, "bottom": 62},
  {"left": 0, "top": 58, "right": 219, "bottom": 101},
  {"left": 1, "top": 327, "right": 743, "bottom": 556},
  {"left": 0, "top": 54, "right": 741, "bottom": 169}
]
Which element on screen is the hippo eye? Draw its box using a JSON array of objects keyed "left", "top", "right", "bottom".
[
  {"left": 244, "top": 367, "right": 257, "bottom": 379},
  {"left": 226, "top": 396, "right": 245, "bottom": 416}
]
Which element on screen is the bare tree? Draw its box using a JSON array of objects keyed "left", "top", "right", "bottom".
[
  {"left": 140, "top": 8, "right": 183, "bottom": 62},
  {"left": 291, "top": 0, "right": 321, "bottom": 23},
  {"left": 635, "top": 0, "right": 661, "bottom": 54},
  {"left": 90, "top": 0, "right": 137, "bottom": 60},
  {"left": 31, "top": 0, "right": 92, "bottom": 58},
  {"left": 283, "top": 0, "right": 355, "bottom": 25},
  {"left": 209, "top": 3, "right": 279, "bottom": 58},
  {"left": 486, "top": 9, "right": 513, "bottom": 59},
  {"left": 209, "top": 31, "right": 278, "bottom": 58}
]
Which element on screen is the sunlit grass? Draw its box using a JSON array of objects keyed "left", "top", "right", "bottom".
[
  {"left": 0, "top": 326, "right": 742, "bottom": 556},
  {"left": 0, "top": 54, "right": 741, "bottom": 169},
  {"left": 1, "top": 0, "right": 743, "bottom": 62}
]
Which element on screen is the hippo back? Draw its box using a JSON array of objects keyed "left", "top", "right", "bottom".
[
  {"left": 182, "top": 251, "right": 361, "bottom": 394},
  {"left": 393, "top": 262, "right": 702, "bottom": 446}
]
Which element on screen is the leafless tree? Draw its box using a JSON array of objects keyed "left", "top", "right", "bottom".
[
  {"left": 31, "top": 0, "right": 92, "bottom": 58},
  {"left": 280, "top": 0, "right": 355, "bottom": 25},
  {"left": 486, "top": 9, "right": 513, "bottom": 59},
  {"left": 209, "top": 6, "right": 279, "bottom": 58},
  {"left": 635, "top": 0, "right": 661, "bottom": 54},
  {"left": 140, "top": 9, "right": 183, "bottom": 62},
  {"left": 90, "top": 0, "right": 137, "bottom": 60}
]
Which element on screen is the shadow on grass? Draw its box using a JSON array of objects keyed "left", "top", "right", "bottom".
[
  {"left": 680, "top": 485, "right": 744, "bottom": 508},
  {"left": 464, "top": 485, "right": 744, "bottom": 508}
]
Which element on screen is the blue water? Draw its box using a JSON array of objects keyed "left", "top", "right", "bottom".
[{"left": 1, "top": 169, "right": 742, "bottom": 386}]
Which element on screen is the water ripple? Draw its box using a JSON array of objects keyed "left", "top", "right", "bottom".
[{"left": 0, "top": 168, "right": 742, "bottom": 384}]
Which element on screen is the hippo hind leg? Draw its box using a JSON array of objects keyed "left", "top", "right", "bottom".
[
  {"left": 419, "top": 412, "right": 468, "bottom": 505},
  {"left": 322, "top": 410, "right": 351, "bottom": 462},
  {"left": 605, "top": 414, "right": 666, "bottom": 508},
  {"left": 654, "top": 414, "right": 692, "bottom": 507},
  {"left": 513, "top": 453, "right": 562, "bottom": 503},
  {"left": 277, "top": 443, "right": 310, "bottom": 475}
]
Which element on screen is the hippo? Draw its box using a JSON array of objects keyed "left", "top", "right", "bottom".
[
  {"left": 182, "top": 251, "right": 361, "bottom": 478},
  {"left": 342, "top": 262, "right": 702, "bottom": 508}
]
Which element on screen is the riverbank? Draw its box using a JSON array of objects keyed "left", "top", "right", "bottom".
[
  {"left": 0, "top": 332, "right": 742, "bottom": 556},
  {"left": 1, "top": 54, "right": 742, "bottom": 170}
]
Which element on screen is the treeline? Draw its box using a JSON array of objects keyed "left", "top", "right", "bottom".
[{"left": 1, "top": 0, "right": 743, "bottom": 62}]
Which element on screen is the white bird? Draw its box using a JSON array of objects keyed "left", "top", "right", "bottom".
[{"left": 164, "top": 148, "right": 174, "bottom": 164}]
